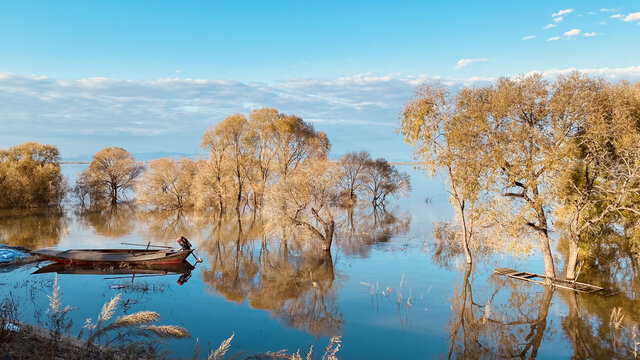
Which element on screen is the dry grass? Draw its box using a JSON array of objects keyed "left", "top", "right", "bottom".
[
  {"left": 140, "top": 325, "right": 190, "bottom": 339},
  {"left": 208, "top": 332, "right": 234, "bottom": 360}
]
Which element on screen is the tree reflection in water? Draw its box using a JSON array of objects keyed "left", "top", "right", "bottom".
[
  {"left": 192, "top": 205, "right": 408, "bottom": 337},
  {"left": 0, "top": 208, "right": 69, "bottom": 248},
  {"left": 442, "top": 248, "right": 640, "bottom": 359},
  {"left": 198, "top": 214, "right": 343, "bottom": 337},
  {"left": 77, "top": 204, "right": 135, "bottom": 238},
  {"left": 337, "top": 205, "right": 411, "bottom": 257}
]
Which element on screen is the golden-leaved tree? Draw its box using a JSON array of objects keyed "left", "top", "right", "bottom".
[
  {"left": 135, "top": 158, "right": 197, "bottom": 210},
  {"left": 75, "top": 147, "right": 143, "bottom": 207},
  {"left": 399, "top": 81, "right": 491, "bottom": 265},
  {"left": 0, "top": 142, "right": 67, "bottom": 208},
  {"left": 401, "top": 73, "right": 640, "bottom": 279},
  {"left": 552, "top": 74, "right": 640, "bottom": 279},
  {"left": 267, "top": 158, "right": 340, "bottom": 251}
]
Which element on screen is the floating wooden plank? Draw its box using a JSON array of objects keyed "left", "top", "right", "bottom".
[{"left": 493, "top": 267, "right": 604, "bottom": 294}]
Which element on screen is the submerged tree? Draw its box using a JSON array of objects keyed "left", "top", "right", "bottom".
[
  {"left": 362, "top": 157, "right": 411, "bottom": 210},
  {"left": 0, "top": 142, "right": 67, "bottom": 208},
  {"left": 136, "top": 158, "right": 197, "bottom": 210},
  {"left": 399, "top": 81, "right": 490, "bottom": 265},
  {"left": 337, "top": 151, "right": 371, "bottom": 207},
  {"left": 267, "top": 159, "right": 340, "bottom": 251},
  {"left": 553, "top": 74, "right": 640, "bottom": 279},
  {"left": 76, "top": 147, "right": 143, "bottom": 207}
]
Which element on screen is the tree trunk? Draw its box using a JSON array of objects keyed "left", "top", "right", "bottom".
[
  {"left": 458, "top": 201, "right": 473, "bottom": 265},
  {"left": 535, "top": 208, "right": 556, "bottom": 278},
  {"left": 565, "top": 233, "right": 580, "bottom": 280},
  {"left": 321, "top": 219, "right": 335, "bottom": 251},
  {"left": 537, "top": 232, "right": 556, "bottom": 279}
]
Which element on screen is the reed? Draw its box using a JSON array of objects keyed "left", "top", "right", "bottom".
[{"left": 208, "top": 332, "right": 234, "bottom": 360}]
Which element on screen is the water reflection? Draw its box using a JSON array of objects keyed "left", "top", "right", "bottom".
[
  {"left": 337, "top": 205, "right": 411, "bottom": 257},
  {"left": 136, "top": 210, "right": 197, "bottom": 243},
  {"left": 444, "top": 261, "right": 640, "bottom": 359},
  {"left": 251, "top": 247, "right": 341, "bottom": 337},
  {"left": 0, "top": 208, "right": 69, "bottom": 248},
  {"left": 198, "top": 215, "right": 343, "bottom": 337},
  {"left": 77, "top": 204, "right": 135, "bottom": 238}
]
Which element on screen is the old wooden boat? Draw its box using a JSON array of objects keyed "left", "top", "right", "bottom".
[{"left": 31, "top": 248, "right": 194, "bottom": 266}]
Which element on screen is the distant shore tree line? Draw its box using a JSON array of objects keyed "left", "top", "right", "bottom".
[
  {"left": 399, "top": 72, "right": 640, "bottom": 280},
  {"left": 0, "top": 108, "right": 410, "bottom": 252}
]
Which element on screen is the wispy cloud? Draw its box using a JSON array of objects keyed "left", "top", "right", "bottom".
[
  {"left": 564, "top": 28, "right": 581, "bottom": 38},
  {"left": 455, "top": 58, "right": 488, "bottom": 70},
  {"left": 547, "top": 36, "right": 561, "bottom": 41},
  {"left": 552, "top": 9, "right": 573, "bottom": 17},
  {"left": 624, "top": 12, "right": 640, "bottom": 22},
  {"left": 610, "top": 13, "right": 623, "bottom": 19},
  {"left": 553, "top": 16, "right": 564, "bottom": 23},
  {"left": 584, "top": 32, "right": 598, "bottom": 37},
  {"left": 543, "top": 23, "right": 557, "bottom": 29},
  {"left": 522, "top": 35, "right": 536, "bottom": 40}
]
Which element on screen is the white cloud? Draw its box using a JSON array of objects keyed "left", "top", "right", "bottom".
[
  {"left": 624, "top": 12, "right": 640, "bottom": 22},
  {"left": 522, "top": 35, "right": 536, "bottom": 40},
  {"left": 584, "top": 32, "right": 598, "bottom": 37},
  {"left": 547, "top": 36, "right": 561, "bottom": 41},
  {"left": 587, "top": 11, "right": 595, "bottom": 15},
  {"left": 564, "top": 28, "right": 581, "bottom": 37},
  {"left": 543, "top": 23, "right": 557, "bottom": 29},
  {"left": 600, "top": 8, "right": 616, "bottom": 12},
  {"left": 553, "top": 16, "right": 564, "bottom": 23},
  {"left": 455, "top": 58, "right": 488, "bottom": 70},
  {"left": 610, "top": 13, "right": 623, "bottom": 18},
  {"left": 552, "top": 9, "right": 573, "bottom": 17},
  {"left": 529, "top": 65, "right": 640, "bottom": 81},
  {"left": 3, "top": 67, "right": 640, "bottom": 160},
  {"left": 175, "top": 69, "right": 183, "bottom": 73}
]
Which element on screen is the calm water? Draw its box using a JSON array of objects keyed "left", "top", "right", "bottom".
[{"left": 0, "top": 167, "right": 638, "bottom": 359}]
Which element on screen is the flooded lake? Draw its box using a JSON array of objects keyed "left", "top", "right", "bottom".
[{"left": 1, "top": 166, "right": 638, "bottom": 359}]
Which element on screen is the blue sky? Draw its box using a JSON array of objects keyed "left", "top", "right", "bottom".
[{"left": 1, "top": 1, "right": 639, "bottom": 160}]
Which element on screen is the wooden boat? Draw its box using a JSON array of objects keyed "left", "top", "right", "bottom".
[
  {"left": 494, "top": 267, "right": 603, "bottom": 294},
  {"left": 31, "top": 248, "right": 194, "bottom": 266}
]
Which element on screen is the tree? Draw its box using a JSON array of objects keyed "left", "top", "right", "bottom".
[
  {"left": 246, "top": 108, "right": 279, "bottom": 211},
  {"left": 267, "top": 159, "right": 340, "bottom": 251},
  {"left": 201, "top": 114, "right": 252, "bottom": 212},
  {"left": 399, "top": 81, "right": 489, "bottom": 265},
  {"left": 552, "top": 74, "right": 640, "bottom": 279},
  {"left": 136, "top": 158, "right": 197, "bottom": 210},
  {"left": 273, "top": 114, "right": 330, "bottom": 177},
  {"left": 0, "top": 142, "right": 67, "bottom": 208},
  {"left": 76, "top": 147, "right": 143, "bottom": 206},
  {"left": 362, "top": 158, "right": 411, "bottom": 210},
  {"left": 337, "top": 151, "right": 371, "bottom": 207}
]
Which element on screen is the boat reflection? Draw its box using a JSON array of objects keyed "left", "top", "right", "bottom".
[{"left": 32, "top": 262, "right": 195, "bottom": 285}]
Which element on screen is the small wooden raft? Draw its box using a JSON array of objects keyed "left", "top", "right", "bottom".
[{"left": 494, "top": 268, "right": 604, "bottom": 294}]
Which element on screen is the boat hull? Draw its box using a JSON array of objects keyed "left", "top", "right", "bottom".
[{"left": 32, "top": 248, "right": 193, "bottom": 266}]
